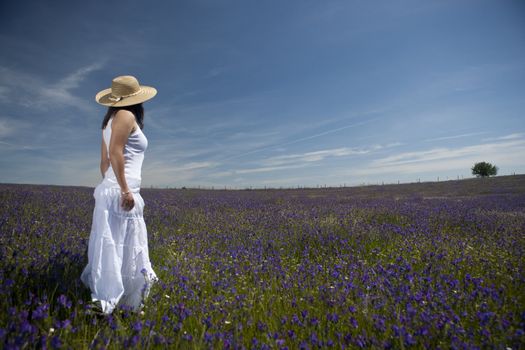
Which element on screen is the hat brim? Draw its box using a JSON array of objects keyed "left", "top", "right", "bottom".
[{"left": 95, "top": 86, "right": 157, "bottom": 107}]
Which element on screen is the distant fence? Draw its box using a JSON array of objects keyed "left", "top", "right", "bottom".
[{"left": 150, "top": 172, "right": 521, "bottom": 190}]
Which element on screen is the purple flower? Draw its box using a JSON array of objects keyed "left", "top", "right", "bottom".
[
  {"left": 32, "top": 304, "right": 49, "bottom": 321},
  {"left": 20, "top": 320, "right": 33, "bottom": 334},
  {"left": 349, "top": 317, "right": 358, "bottom": 328},
  {"left": 373, "top": 315, "right": 386, "bottom": 332},
  {"left": 327, "top": 312, "right": 339, "bottom": 323},
  {"left": 133, "top": 321, "right": 143, "bottom": 332},
  {"left": 477, "top": 311, "right": 495, "bottom": 326},
  {"left": 59, "top": 319, "right": 72, "bottom": 329},
  {"left": 57, "top": 294, "right": 72, "bottom": 309},
  {"left": 251, "top": 337, "right": 259, "bottom": 347},
  {"left": 257, "top": 321, "right": 268, "bottom": 332},
  {"left": 204, "top": 332, "right": 213, "bottom": 343},
  {"left": 309, "top": 332, "right": 319, "bottom": 345},
  {"left": 4, "top": 279, "right": 14, "bottom": 288},
  {"left": 51, "top": 335, "right": 62, "bottom": 348},
  {"left": 154, "top": 334, "right": 166, "bottom": 345},
  {"left": 129, "top": 334, "right": 140, "bottom": 347},
  {"left": 299, "top": 340, "right": 310, "bottom": 350},
  {"left": 404, "top": 332, "right": 416, "bottom": 346},
  {"left": 202, "top": 316, "right": 212, "bottom": 328},
  {"left": 292, "top": 314, "right": 301, "bottom": 325},
  {"left": 355, "top": 335, "right": 367, "bottom": 348}
]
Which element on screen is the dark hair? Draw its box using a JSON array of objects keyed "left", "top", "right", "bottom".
[{"left": 101, "top": 103, "right": 144, "bottom": 130}]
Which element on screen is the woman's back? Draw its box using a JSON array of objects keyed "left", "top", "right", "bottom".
[{"left": 103, "top": 116, "right": 148, "bottom": 189}]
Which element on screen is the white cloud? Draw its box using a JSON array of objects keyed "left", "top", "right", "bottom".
[
  {"left": 207, "top": 162, "right": 313, "bottom": 178},
  {"left": 261, "top": 142, "right": 401, "bottom": 166},
  {"left": 0, "top": 119, "right": 13, "bottom": 138},
  {"left": 208, "top": 142, "right": 402, "bottom": 178},
  {"left": 0, "top": 140, "right": 42, "bottom": 151},
  {"left": 52, "top": 157, "right": 100, "bottom": 186},
  {"left": 0, "top": 117, "right": 35, "bottom": 142},
  {"left": 227, "top": 130, "right": 281, "bottom": 140},
  {"left": 235, "top": 163, "right": 312, "bottom": 175},
  {"left": 0, "top": 62, "right": 104, "bottom": 111},
  {"left": 141, "top": 160, "right": 218, "bottom": 186},
  {"left": 145, "top": 160, "right": 217, "bottom": 172},
  {"left": 0, "top": 150, "right": 100, "bottom": 186},
  {"left": 482, "top": 133, "right": 525, "bottom": 142},
  {"left": 425, "top": 132, "right": 487, "bottom": 142},
  {"left": 263, "top": 147, "right": 369, "bottom": 166},
  {"left": 352, "top": 138, "right": 525, "bottom": 176},
  {"left": 377, "top": 140, "right": 524, "bottom": 166},
  {"left": 0, "top": 86, "right": 9, "bottom": 103},
  {"left": 259, "top": 176, "right": 314, "bottom": 185},
  {"left": 54, "top": 62, "right": 104, "bottom": 91},
  {"left": 223, "top": 118, "right": 380, "bottom": 161}
]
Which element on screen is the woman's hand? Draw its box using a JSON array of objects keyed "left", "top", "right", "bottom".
[{"left": 121, "top": 192, "right": 135, "bottom": 211}]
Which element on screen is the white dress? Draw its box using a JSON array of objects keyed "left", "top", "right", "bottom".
[{"left": 80, "top": 116, "right": 158, "bottom": 314}]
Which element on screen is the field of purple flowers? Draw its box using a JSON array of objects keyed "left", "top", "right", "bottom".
[{"left": 1, "top": 176, "right": 524, "bottom": 349}]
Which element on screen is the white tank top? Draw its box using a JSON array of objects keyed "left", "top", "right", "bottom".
[{"left": 103, "top": 116, "right": 148, "bottom": 190}]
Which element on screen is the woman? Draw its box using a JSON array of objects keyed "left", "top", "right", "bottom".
[{"left": 80, "top": 75, "right": 158, "bottom": 315}]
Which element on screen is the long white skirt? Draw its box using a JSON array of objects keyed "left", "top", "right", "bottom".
[{"left": 80, "top": 178, "right": 158, "bottom": 314}]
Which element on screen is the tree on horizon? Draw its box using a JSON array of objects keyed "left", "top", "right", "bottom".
[{"left": 472, "top": 162, "right": 498, "bottom": 177}]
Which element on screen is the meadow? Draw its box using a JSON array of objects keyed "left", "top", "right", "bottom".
[{"left": 0, "top": 176, "right": 524, "bottom": 349}]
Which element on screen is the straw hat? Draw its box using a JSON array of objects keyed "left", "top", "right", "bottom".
[{"left": 95, "top": 75, "right": 157, "bottom": 107}]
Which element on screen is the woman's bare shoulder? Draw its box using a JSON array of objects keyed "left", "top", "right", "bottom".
[
  {"left": 111, "top": 110, "right": 135, "bottom": 131},
  {"left": 113, "top": 109, "right": 135, "bottom": 123}
]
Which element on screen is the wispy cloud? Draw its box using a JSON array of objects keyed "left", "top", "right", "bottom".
[
  {"left": 352, "top": 138, "right": 525, "bottom": 176},
  {"left": 208, "top": 162, "right": 314, "bottom": 178},
  {"left": 235, "top": 163, "right": 313, "bottom": 175},
  {"left": 0, "top": 86, "right": 8, "bottom": 104},
  {"left": 142, "top": 160, "right": 219, "bottom": 186},
  {"left": 263, "top": 147, "right": 370, "bottom": 166},
  {"left": 259, "top": 176, "right": 317, "bottom": 186},
  {"left": 482, "top": 133, "right": 525, "bottom": 142},
  {"left": 0, "top": 140, "right": 42, "bottom": 151},
  {"left": 425, "top": 132, "right": 487, "bottom": 142},
  {"left": 223, "top": 118, "right": 380, "bottom": 161},
  {"left": 0, "top": 119, "right": 14, "bottom": 138},
  {"left": 209, "top": 142, "right": 401, "bottom": 178},
  {"left": 206, "top": 65, "right": 229, "bottom": 79},
  {"left": 0, "top": 117, "right": 34, "bottom": 141},
  {"left": 262, "top": 142, "right": 402, "bottom": 166},
  {"left": 0, "top": 149, "right": 100, "bottom": 186},
  {"left": 40, "top": 62, "right": 105, "bottom": 110},
  {"left": 55, "top": 62, "right": 105, "bottom": 91},
  {"left": 377, "top": 140, "right": 525, "bottom": 166},
  {"left": 0, "top": 61, "right": 104, "bottom": 111}
]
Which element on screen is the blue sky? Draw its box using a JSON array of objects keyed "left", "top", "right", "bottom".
[{"left": 1, "top": 0, "right": 524, "bottom": 188}]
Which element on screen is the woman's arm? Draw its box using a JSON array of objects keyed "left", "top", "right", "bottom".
[
  {"left": 109, "top": 109, "right": 135, "bottom": 210},
  {"left": 100, "top": 137, "right": 110, "bottom": 178}
]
